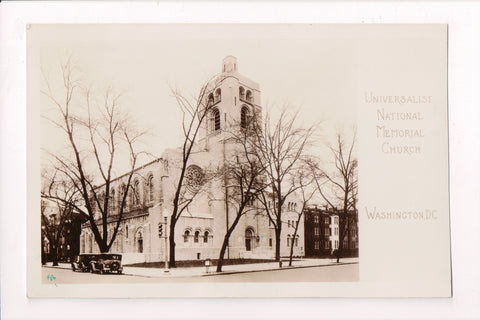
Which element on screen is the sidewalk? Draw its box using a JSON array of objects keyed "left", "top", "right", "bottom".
[{"left": 43, "top": 258, "right": 358, "bottom": 278}]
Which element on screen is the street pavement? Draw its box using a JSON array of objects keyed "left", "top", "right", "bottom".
[
  {"left": 43, "top": 262, "right": 358, "bottom": 283},
  {"left": 42, "top": 257, "right": 358, "bottom": 283}
]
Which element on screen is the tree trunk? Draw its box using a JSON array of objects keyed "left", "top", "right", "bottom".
[
  {"left": 216, "top": 235, "right": 230, "bottom": 273},
  {"left": 289, "top": 225, "right": 300, "bottom": 267},
  {"left": 275, "top": 227, "right": 281, "bottom": 264},
  {"left": 51, "top": 243, "right": 58, "bottom": 266},
  {"left": 216, "top": 214, "right": 242, "bottom": 272},
  {"left": 169, "top": 215, "right": 176, "bottom": 268},
  {"left": 288, "top": 239, "right": 294, "bottom": 267}
]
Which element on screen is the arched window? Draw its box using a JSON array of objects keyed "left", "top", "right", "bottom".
[
  {"left": 133, "top": 179, "right": 140, "bottom": 206},
  {"left": 136, "top": 230, "right": 143, "bottom": 253},
  {"left": 214, "top": 88, "right": 221, "bottom": 102},
  {"left": 210, "top": 108, "right": 220, "bottom": 132},
  {"left": 110, "top": 188, "right": 116, "bottom": 212},
  {"left": 207, "top": 93, "right": 214, "bottom": 106},
  {"left": 147, "top": 175, "right": 154, "bottom": 203},
  {"left": 183, "top": 230, "right": 190, "bottom": 243},
  {"left": 119, "top": 184, "right": 126, "bottom": 210},
  {"left": 246, "top": 90, "right": 253, "bottom": 102},
  {"left": 194, "top": 231, "right": 200, "bottom": 243},
  {"left": 245, "top": 228, "right": 254, "bottom": 251},
  {"left": 203, "top": 231, "right": 209, "bottom": 243},
  {"left": 81, "top": 233, "right": 85, "bottom": 253},
  {"left": 88, "top": 235, "right": 93, "bottom": 253},
  {"left": 239, "top": 86, "right": 245, "bottom": 100},
  {"left": 241, "top": 106, "right": 249, "bottom": 129}
]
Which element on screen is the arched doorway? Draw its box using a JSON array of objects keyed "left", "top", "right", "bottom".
[
  {"left": 136, "top": 230, "right": 143, "bottom": 253},
  {"left": 245, "top": 228, "right": 255, "bottom": 251}
]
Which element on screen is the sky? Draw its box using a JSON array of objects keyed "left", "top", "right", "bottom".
[{"left": 34, "top": 24, "right": 358, "bottom": 175}]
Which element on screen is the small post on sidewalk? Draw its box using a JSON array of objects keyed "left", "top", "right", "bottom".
[
  {"left": 205, "top": 258, "right": 211, "bottom": 274},
  {"left": 164, "top": 217, "right": 169, "bottom": 273}
]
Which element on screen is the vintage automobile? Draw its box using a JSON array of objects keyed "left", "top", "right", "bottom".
[
  {"left": 71, "top": 254, "right": 96, "bottom": 272},
  {"left": 89, "top": 253, "right": 123, "bottom": 274}
]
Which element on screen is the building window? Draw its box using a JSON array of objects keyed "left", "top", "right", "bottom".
[
  {"left": 245, "top": 192, "right": 255, "bottom": 206},
  {"left": 269, "top": 238, "right": 272, "bottom": 247},
  {"left": 314, "top": 227, "right": 319, "bottom": 236},
  {"left": 239, "top": 86, "right": 245, "bottom": 100},
  {"left": 314, "top": 215, "right": 319, "bottom": 224},
  {"left": 133, "top": 179, "right": 140, "bottom": 207},
  {"left": 241, "top": 106, "right": 249, "bottom": 129},
  {"left": 119, "top": 184, "right": 126, "bottom": 211},
  {"left": 335, "top": 217, "right": 339, "bottom": 224},
  {"left": 287, "top": 235, "right": 291, "bottom": 247},
  {"left": 295, "top": 236, "right": 298, "bottom": 246},
  {"left": 324, "top": 227, "right": 330, "bottom": 236},
  {"left": 335, "top": 227, "right": 338, "bottom": 236},
  {"left": 211, "top": 108, "right": 220, "bottom": 132},
  {"left": 204, "top": 231, "right": 209, "bottom": 243},
  {"left": 207, "top": 93, "right": 214, "bottom": 106},
  {"left": 287, "top": 220, "right": 290, "bottom": 228},
  {"left": 245, "top": 228, "right": 254, "bottom": 251},
  {"left": 183, "top": 230, "right": 190, "bottom": 243},
  {"left": 137, "top": 231, "right": 143, "bottom": 253},
  {"left": 111, "top": 189, "right": 116, "bottom": 212},
  {"left": 246, "top": 90, "right": 253, "bottom": 102},
  {"left": 314, "top": 240, "right": 320, "bottom": 250},
  {"left": 147, "top": 175, "right": 154, "bottom": 202},
  {"left": 88, "top": 235, "right": 93, "bottom": 253},
  {"left": 214, "top": 88, "right": 221, "bottom": 102},
  {"left": 194, "top": 231, "right": 200, "bottom": 243}
]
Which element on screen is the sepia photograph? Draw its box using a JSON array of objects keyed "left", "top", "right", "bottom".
[
  {"left": 26, "top": 24, "right": 450, "bottom": 298},
  {"left": 35, "top": 24, "right": 359, "bottom": 286}
]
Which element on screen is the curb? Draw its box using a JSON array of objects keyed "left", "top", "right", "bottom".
[
  {"left": 43, "top": 265, "right": 71, "bottom": 270},
  {"left": 201, "top": 261, "right": 358, "bottom": 277},
  {"left": 122, "top": 261, "right": 358, "bottom": 278},
  {"left": 43, "top": 261, "right": 359, "bottom": 279}
]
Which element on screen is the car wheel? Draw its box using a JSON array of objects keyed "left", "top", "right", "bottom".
[
  {"left": 100, "top": 268, "right": 105, "bottom": 275},
  {"left": 117, "top": 270, "right": 122, "bottom": 274},
  {"left": 72, "top": 266, "right": 76, "bottom": 272}
]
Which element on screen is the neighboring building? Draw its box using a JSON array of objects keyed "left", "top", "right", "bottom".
[
  {"left": 304, "top": 207, "right": 358, "bottom": 257},
  {"left": 79, "top": 56, "right": 305, "bottom": 264},
  {"left": 41, "top": 200, "right": 86, "bottom": 263}
]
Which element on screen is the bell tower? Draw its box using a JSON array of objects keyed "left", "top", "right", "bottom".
[{"left": 199, "top": 56, "right": 262, "bottom": 148}]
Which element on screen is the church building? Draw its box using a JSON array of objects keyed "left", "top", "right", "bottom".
[{"left": 80, "top": 56, "right": 305, "bottom": 264}]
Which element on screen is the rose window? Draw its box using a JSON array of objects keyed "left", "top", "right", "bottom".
[{"left": 185, "top": 165, "right": 204, "bottom": 193}]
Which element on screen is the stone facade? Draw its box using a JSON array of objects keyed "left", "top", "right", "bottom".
[{"left": 80, "top": 56, "right": 305, "bottom": 264}]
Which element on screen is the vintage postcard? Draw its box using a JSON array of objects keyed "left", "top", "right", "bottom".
[{"left": 27, "top": 24, "right": 450, "bottom": 297}]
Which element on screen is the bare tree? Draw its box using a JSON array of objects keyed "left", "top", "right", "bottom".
[
  {"left": 41, "top": 171, "right": 78, "bottom": 266},
  {"left": 215, "top": 117, "right": 267, "bottom": 272},
  {"left": 166, "top": 76, "right": 226, "bottom": 268},
  {"left": 287, "top": 167, "right": 316, "bottom": 266},
  {"left": 41, "top": 56, "right": 145, "bottom": 253},
  {"left": 312, "top": 131, "right": 358, "bottom": 263},
  {"left": 254, "top": 109, "right": 318, "bottom": 263}
]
